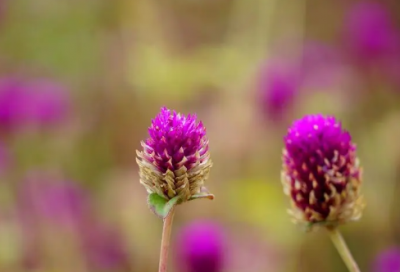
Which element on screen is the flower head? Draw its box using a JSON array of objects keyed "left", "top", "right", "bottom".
[
  {"left": 373, "top": 247, "right": 400, "bottom": 272},
  {"left": 176, "top": 221, "right": 225, "bottom": 272},
  {"left": 0, "top": 76, "right": 70, "bottom": 130},
  {"left": 344, "top": 1, "right": 399, "bottom": 61},
  {"left": 258, "top": 60, "right": 299, "bottom": 122},
  {"left": 281, "top": 114, "right": 364, "bottom": 228},
  {"left": 136, "top": 107, "right": 212, "bottom": 201}
]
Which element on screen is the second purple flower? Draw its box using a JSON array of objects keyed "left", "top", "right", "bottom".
[{"left": 281, "top": 114, "right": 364, "bottom": 228}]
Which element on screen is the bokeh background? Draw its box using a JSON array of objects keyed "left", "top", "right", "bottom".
[{"left": 0, "top": 0, "right": 400, "bottom": 271}]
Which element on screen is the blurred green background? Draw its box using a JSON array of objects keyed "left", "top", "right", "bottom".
[{"left": 0, "top": 0, "right": 400, "bottom": 271}]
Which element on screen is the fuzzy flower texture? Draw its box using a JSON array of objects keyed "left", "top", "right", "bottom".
[
  {"left": 281, "top": 115, "right": 364, "bottom": 228},
  {"left": 137, "top": 107, "right": 212, "bottom": 202}
]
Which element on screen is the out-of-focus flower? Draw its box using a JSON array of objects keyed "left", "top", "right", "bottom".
[
  {"left": 16, "top": 173, "right": 91, "bottom": 270},
  {"left": 258, "top": 60, "right": 299, "bottom": 122},
  {"left": 373, "top": 247, "right": 400, "bottom": 272},
  {"left": 281, "top": 114, "right": 364, "bottom": 229},
  {"left": 176, "top": 220, "right": 225, "bottom": 272},
  {"left": 17, "top": 174, "right": 89, "bottom": 226},
  {"left": 0, "top": 76, "right": 70, "bottom": 130},
  {"left": 81, "top": 222, "right": 130, "bottom": 271},
  {"left": 136, "top": 107, "right": 212, "bottom": 202},
  {"left": 344, "top": 1, "right": 400, "bottom": 62}
]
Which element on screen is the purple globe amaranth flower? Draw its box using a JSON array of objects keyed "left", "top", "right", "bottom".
[
  {"left": 258, "top": 59, "right": 299, "bottom": 122},
  {"left": 136, "top": 107, "right": 212, "bottom": 202},
  {"left": 373, "top": 247, "right": 400, "bottom": 272},
  {"left": 177, "top": 221, "right": 225, "bottom": 272},
  {"left": 344, "top": 1, "right": 400, "bottom": 62},
  {"left": 281, "top": 114, "right": 364, "bottom": 228},
  {"left": 0, "top": 76, "right": 70, "bottom": 129}
]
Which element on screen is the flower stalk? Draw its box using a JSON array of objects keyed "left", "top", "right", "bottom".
[
  {"left": 137, "top": 107, "right": 214, "bottom": 272},
  {"left": 327, "top": 227, "right": 361, "bottom": 272},
  {"left": 158, "top": 207, "right": 176, "bottom": 272}
]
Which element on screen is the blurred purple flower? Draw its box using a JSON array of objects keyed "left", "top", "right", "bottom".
[
  {"left": 17, "top": 174, "right": 91, "bottom": 270},
  {"left": 17, "top": 174, "right": 89, "bottom": 226},
  {"left": 258, "top": 60, "right": 300, "bottom": 122},
  {"left": 81, "top": 222, "right": 130, "bottom": 270},
  {"left": 177, "top": 220, "right": 225, "bottom": 272},
  {"left": 374, "top": 247, "right": 400, "bottom": 272},
  {"left": 344, "top": 1, "right": 400, "bottom": 62},
  {"left": 0, "top": 76, "right": 70, "bottom": 130}
]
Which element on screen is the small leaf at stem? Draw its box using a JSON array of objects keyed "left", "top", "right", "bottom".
[
  {"left": 188, "top": 186, "right": 215, "bottom": 201},
  {"left": 148, "top": 193, "right": 180, "bottom": 219},
  {"left": 188, "top": 193, "right": 215, "bottom": 201}
]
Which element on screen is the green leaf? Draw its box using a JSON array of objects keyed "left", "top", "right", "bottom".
[{"left": 147, "top": 193, "right": 180, "bottom": 219}]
